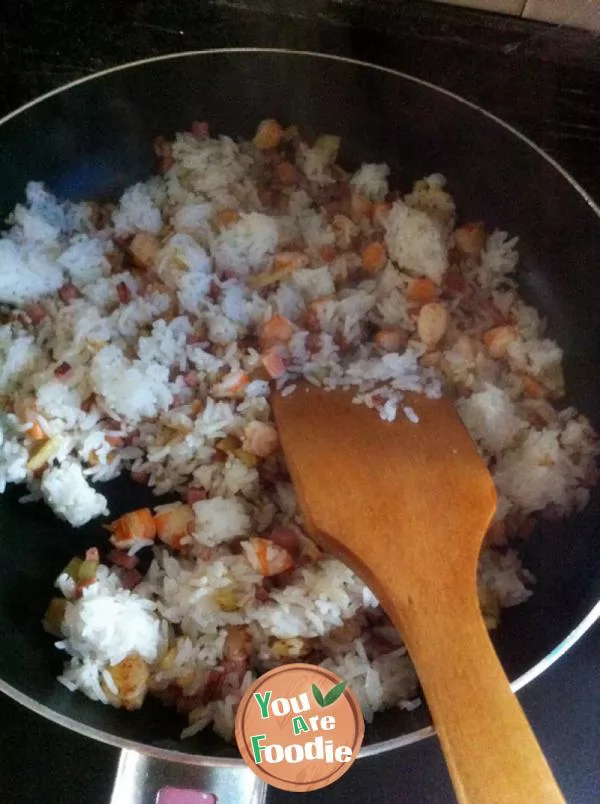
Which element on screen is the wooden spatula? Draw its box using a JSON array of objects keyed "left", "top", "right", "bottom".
[{"left": 272, "top": 384, "right": 564, "bottom": 804}]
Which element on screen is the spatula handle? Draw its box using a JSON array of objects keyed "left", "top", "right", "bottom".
[{"left": 394, "top": 588, "right": 564, "bottom": 804}]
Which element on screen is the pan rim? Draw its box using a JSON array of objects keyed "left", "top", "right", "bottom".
[{"left": 0, "top": 46, "right": 598, "bottom": 763}]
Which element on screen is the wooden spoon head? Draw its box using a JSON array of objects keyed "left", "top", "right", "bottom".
[{"left": 273, "top": 385, "right": 497, "bottom": 613}]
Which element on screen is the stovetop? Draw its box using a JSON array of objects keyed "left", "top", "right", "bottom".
[{"left": 0, "top": 2, "right": 599, "bottom": 801}]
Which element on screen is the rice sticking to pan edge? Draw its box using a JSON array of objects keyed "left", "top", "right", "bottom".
[{"left": 0, "top": 117, "right": 595, "bottom": 741}]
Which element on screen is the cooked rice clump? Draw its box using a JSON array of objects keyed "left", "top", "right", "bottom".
[{"left": 1, "top": 119, "right": 595, "bottom": 741}]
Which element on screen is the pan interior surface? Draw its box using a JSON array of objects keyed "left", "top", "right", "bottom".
[{"left": 0, "top": 50, "right": 598, "bottom": 759}]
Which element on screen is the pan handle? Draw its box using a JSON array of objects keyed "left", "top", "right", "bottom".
[{"left": 110, "top": 749, "right": 268, "bottom": 804}]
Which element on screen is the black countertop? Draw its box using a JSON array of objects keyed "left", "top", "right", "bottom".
[{"left": 0, "top": 2, "right": 599, "bottom": 802}]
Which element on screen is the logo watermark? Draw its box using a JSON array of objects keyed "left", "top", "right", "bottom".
[{"left": 235, "top": 663, "right": 364, "bottom": 792}]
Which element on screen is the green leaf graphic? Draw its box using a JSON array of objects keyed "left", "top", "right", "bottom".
[
  {"left": 323, "top": 680, "right": 346, "bottom": 706},
  {"left": 312, "top": 683, "right": 325, "bottom": 707}
]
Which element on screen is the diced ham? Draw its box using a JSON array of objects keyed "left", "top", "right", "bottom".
[
  {"left": 54, "top": 362, "right": 72, "bottom": 379},
  {"left": 255, "top": 583, "right": 271, "bottom": 603},
  {"left": 259, "top": 315, "right": 296, "bottom": 350},
  {"left": 24, "top": 303, "right": 47, "bottom": 325},
  {"left": 183, "top": 370, "right": 199, "bottom": 388},
  {"left": 58, "top": 283, "right": 80, "bottom": 303},
  {"left": 261, "top": 349, "right": 286, "bottom": 380},
  {"left": 106, "top": 549, "right": 140, "bottom": 570},
  {"left": 223, "top": 625, "right": 253, "bottom": 662},
  {"left": 117, "top": 281, "right": 131, "bottom": 304},
  {"left": 186, "top": 487, "right": 207, "bottom": 505},
  {"left": 191, "top": 121, "right": 210, "bottom": 140},
  {"left": 120, "top": 568, "right": 143, "bottom": 590},
  {"left": 268, "top": 527, "right": 300, "bottom": 556},
  {"left": 186, "top": 328, "right": 207, "bottom": 345},
  {"left": 153, "top": 136, "right": 174, "bottom": 173}
]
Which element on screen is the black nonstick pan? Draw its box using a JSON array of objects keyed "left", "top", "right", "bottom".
[{"left": 0, "top": 50, "right": 598, "bottom": 803}]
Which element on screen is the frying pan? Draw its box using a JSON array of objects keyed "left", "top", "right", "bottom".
[{"left": 0, "top": 49, "right": 598, "bottom": 803}]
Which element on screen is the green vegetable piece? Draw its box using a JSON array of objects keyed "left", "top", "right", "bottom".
[
  {"left": 78, "top": 559, "right": 98, "bottom": 583},
  {"left": 313, "top": 135, "right": 341, "bottom": 164},
  {"left": 63, "top": 557, "right": 83, "bottom": 579}
]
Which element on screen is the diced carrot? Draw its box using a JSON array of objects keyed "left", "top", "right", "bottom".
[
  {"left": 406, "top": 277, "right": 438, "bottom": 304},
  {"left": 482, "top": 325, "right": 517, "bottom": 359},
  {"left": 259, "top": 315, "right": 296, "bottom": 350},
  {"left": 276, "top": 161, "right": 298, "bottom": 186},
  {"left": 261, "top": 349, "right": 286, "bottom": 379},
  {"left": 253, "top": 119, "right": 284, "bottom": 150},
  {"left": 521, "top": 374, "right": 546, "bottom": 399},
  {"left": 242, "top": 536, "right": 294, "bottom": 576},
  {"left": 213, "top": 370, "right": 250, "bottom": 398},
  {"left": 107, "top": 508, "right": 157, "bottom": 548},
  {"left": 360, "top": 241, "right": 387, "bottom": 275},
  {"left": 27, "top": 420, "right": 45, "bottom": 441},
  {"left": 154, "top": 504, "right": 195, "bottom": 550}
]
